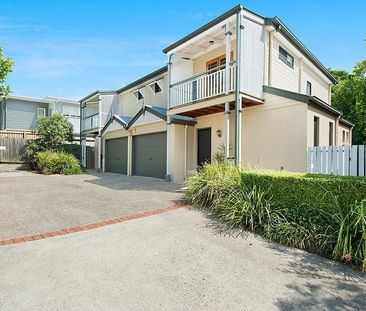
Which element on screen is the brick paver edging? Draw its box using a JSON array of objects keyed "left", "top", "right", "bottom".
[{"left": 0, "top": 204, "right": 186, "bottom": 247}]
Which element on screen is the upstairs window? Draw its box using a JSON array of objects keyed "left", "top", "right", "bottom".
[
  {"left": 132, "top": 88, "right": 144, "bottom": 101},
  {"left": 37, "top": 108, "right": 46, "bottom": 119},
  {"left": 148, "top": 79, "right": 163, "bottom": 95},
  {"left": 306, "top": 81, "right": 312, "bottom": 95},
  {"left": 279, "top": 46, "right": 294, "bottom": 68}
]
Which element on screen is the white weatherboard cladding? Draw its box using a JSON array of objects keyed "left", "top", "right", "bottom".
[
  {"left": 103, "top": 119, "right": 124, "bottom": 134},
  {"left": 132, "top": 111, "right": 162, "bottom": 127},
  {"left": 240, "top": 17, "right": 265, "bottom": 99},
  {"left": 62, "top": 103, "right": 80, "bottom": 116},
  {"left": 302, "top": 63, "right": 329, "bottom": 103},
  {"left": 171, "top": 57, "right": 193, "bottom": 85},
  {"left": 271, "top": 36, "right": 299, "bottom": 92},
  {"left": 100, "top": 94, "right": 119, "bottom": 127}
]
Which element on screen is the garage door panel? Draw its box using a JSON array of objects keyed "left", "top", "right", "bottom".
[
  {"left": 106, "top": 138, "right": 128, "bottom": 174},
  {"left": 133, "top": 132, "right": 166, "bottom": 179}
]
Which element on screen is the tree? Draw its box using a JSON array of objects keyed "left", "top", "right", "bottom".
[
  {"left": 34, "top": 113, "right": 74, "bottom": 151},
  {"left": 0, "top": 47, "right": 15, "bottom": 96},
  {"left": 330, "top": 60, "right": 366, "bottom": 144}
]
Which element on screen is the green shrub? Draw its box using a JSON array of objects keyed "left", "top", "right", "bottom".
[
  {"left": 185, "top": 164, "right": 366, "bottom": 271},
  {"left": 35, "top": 151, "right": 81, "bottom": 175}
]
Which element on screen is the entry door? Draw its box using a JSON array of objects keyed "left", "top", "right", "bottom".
[{"left": 197, "top": 128, "right": 211, "bottom": 167}]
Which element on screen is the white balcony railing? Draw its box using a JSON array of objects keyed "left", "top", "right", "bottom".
[
  {"left": 170, "top": 65, "right": 236, "bottom": 108},
  {"left": 83, "top": 113, "right": 99, "bottom": 132}
]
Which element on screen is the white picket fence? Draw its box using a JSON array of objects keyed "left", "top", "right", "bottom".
[{"left": 307, "top": 145, "right": 366, "bottom": 176}]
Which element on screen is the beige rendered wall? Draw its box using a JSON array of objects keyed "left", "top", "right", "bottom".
[
  {"left": 182, "top": 112, "right": 235, "bottom": 179},
  {"left": 338, "top": 123, "right": 351, "bottom": 145},
  {"left": 242, "top": 92, "right": 308, "bottom": 172},
  {"left": 306, "top": 105, "right": 336, "bottom": 147}
]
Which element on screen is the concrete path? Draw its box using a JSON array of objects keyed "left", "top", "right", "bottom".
[
  {"left": 0, "top": 172, "right": 181, "bottom": 240},
  {"left": 0, "top": 208, "right": 365, "bottom": 311}
]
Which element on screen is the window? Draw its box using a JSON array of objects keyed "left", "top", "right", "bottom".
[
  {"left": 37, "top": 108, "right": 46, "bottom": 119},
  {"left": 342, "top": 130, "right": 346, "bottom": 145},
  {"left": 206, "top": 51, "right": 234, "bottom": 72},
  {"left": 346, "top": 131, "right": 349, "bottom": 145},
  {"left": 148, "top": 79, "right": 163, "bottom": 95},
  {"left": 279, "top": 46, "right": 294, "bottom": 68},
  {"left": 329, "top": 122, "right": 333, "bottom": 146},
  {"left": 306, "top": 81, "right": 312, "bottom": 95},
  {"left": 314, "top": 116, "right": 319, "bottom": 147},
  {"left": 132, "top": 88, "right": 144, "bottom": 100}
]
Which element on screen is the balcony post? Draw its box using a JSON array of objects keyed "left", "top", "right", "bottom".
[
  {"left": 224, "top": 22, "right": 232, "bottom": 162},
  {"left": 235, "top": 9, "right": 243, "bottom": 165},
  {"left": 166, "top": 54, "right": 172, "bottom": 181},
  {"left": 166, "top": 115, "right": 172, "bottom": 182},
  {"left": 97, "top": 95, "right": 102, "bottom": 172}
]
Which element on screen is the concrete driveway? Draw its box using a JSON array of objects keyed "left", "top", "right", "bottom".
[
  {"left": 0, "top": 171, "right": 181, "bottom": 240},
  {"left": 0, "top": 208, "right": 365, "bottom": 310}
]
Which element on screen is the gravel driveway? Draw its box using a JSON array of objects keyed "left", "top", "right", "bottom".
[{"left": 0, "top": 171, "right": 182, "bottom": 240}]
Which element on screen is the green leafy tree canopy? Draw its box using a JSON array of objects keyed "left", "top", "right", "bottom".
[
  {"left": 34, "top": 113, "right": 74, "bottom": 152},
  {"left": 0, "top": 47, "right": 15, "bottom": 96},
  {"left": 331, "top": 59, "right": 366, "bottom": 144}
]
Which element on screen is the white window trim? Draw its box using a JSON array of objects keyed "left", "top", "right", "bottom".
[
  {"left": 132, "top": 88, "right": 145, "bottom": 101},
  {"left": 147, "top": 79, "right": 164, "bottom": 96},
  {"left": 37, "top": 108, "right": 46, "bottom": 119}
]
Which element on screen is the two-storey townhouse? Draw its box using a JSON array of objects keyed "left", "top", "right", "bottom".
[
  {"left": 80, "top": 4, "right": 353, "bottom": 182},
  {"left": 0, "top": 95, "right": 80, "bottom": 134}
]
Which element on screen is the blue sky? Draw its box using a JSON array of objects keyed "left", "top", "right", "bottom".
[{"left": 1, "top": 0, "right": 365, "bottom": 99}]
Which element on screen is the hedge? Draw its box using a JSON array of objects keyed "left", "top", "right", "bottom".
[
  {"left": 35, "top": 151, "right": 81, "bottom": 175},
  {"left": 185, "top": 164, "right": 366, "bottom": 271}
]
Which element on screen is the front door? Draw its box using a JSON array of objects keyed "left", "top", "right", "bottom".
[{"left": 197, "top": 128, "right": 211, "bottom": 167}]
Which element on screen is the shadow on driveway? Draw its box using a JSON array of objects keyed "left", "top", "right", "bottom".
[{"left": 200, "top": 209, "right": 366, "bottom": 310}]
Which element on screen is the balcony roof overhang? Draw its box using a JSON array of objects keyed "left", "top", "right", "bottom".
[
  {"left": 163, "top": 4, "right": 265, "bottom": 55},
  {"left": 167, "top": 17, "right": 237, "bottom": 59}
]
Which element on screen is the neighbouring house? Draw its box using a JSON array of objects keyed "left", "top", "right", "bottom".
[
  {"left": 0, "top": 95, "right": 80, "bottom": 134},
  {"left": 80, "top": 4, "right": 353, "bottom": 182}
]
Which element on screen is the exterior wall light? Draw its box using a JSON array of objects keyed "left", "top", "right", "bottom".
[{"left": 216, "top": 129, "right": 222, "bottom": 137}]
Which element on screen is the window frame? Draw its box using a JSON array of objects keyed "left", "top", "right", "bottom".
[
  {"left": 279, "top": 46, "right": 294, "bottom": 69},
  {"left": 148, "top": 79, "right": 164, "bottom": 96},
  {"left": 306, "top": 81, "right": 312, "bottom": 96},
  {"left": 313, "top": 116, "right": 320, "bottom": 147},
  {"left": 132, "top": 88, "right": 144, "bottom": 101},
  {"left": 37, "top": 107, "right": 46, "bottom": 119},
  {"left": 329, "top": 122, "right": 334, "bottom": 146}
]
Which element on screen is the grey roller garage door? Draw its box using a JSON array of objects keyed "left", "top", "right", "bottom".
[
  {"left": 133, "top": 132, "right": 167, "bottom": 179},
  {"left": 105, "top": 137, "right": 128, "bottom": 174}
]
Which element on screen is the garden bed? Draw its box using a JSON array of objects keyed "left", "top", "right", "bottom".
[{"left": 185, "top": 164, "right": 366, "bottom": 271}]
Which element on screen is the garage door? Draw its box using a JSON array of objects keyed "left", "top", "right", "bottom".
[
  {"left": 105, "top": 137, "right": 128, "bottom": 174},
  {"left": 133, "top": 132, "right": 167, "bottom": 179}
]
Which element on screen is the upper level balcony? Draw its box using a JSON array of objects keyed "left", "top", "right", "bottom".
[
  {"left": 165, "top": 7, "right": 265, "bottom": 116},
  {"left": 170, "top": 63, "right": 236, "bottom": 108}
]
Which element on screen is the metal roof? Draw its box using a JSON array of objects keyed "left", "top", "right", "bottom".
[{"left": 117, "top": 66, "right": 167, "bottom": 94}]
